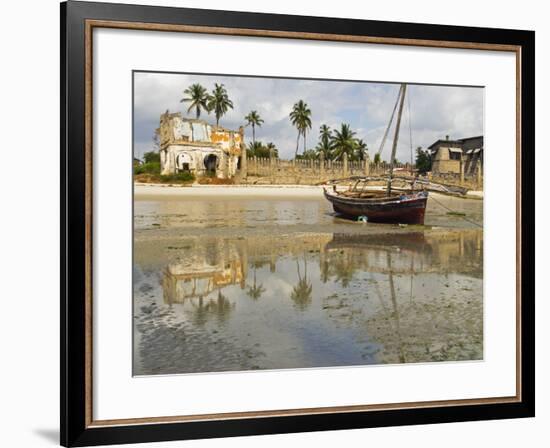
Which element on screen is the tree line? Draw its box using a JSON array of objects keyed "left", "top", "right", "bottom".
[
  {"left": 179, "top": 82, "right": 370, "bottom": 161},
  {"left": 179, "top": 82, "right": 432, "bottom": 169}
]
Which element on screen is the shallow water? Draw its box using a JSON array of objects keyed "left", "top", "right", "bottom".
[
  {"left": 134, "top": 193, "right": 483, "bottom": 233},
  {"left": 133, "top": 194, "right": 483, "bottom": 375}
]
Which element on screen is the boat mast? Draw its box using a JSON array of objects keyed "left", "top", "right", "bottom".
[{"left": 387, "top": 83, "right": 407, "bottom": 195}]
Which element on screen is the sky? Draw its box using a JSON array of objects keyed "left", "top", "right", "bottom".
[{"left": 133, "top": 71, "right": 483, "bottom": 162}]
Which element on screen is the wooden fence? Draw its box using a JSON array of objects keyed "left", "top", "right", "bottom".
[{"left": 242, "top": 153, "right": 482, "bottom": 189}]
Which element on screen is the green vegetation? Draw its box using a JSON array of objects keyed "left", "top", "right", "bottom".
[
  {"left": 247, "top": 141, "right": 279, "bottom": 158},
  {"left": 181, "top": 82, "right": 234, "bottom": 126},
  {"left": 134, "top": 149, "right": 195, "bottom": 184},
  {"left": 355, "top": 139, "right": 368, "bottom": 161},
  {"left": 143, "top": 151, "right": 160, "bottom": 164},
  {"left": 415, "top": 146, "right": 432, "bottom": 173},
  {"left": 181, "top": 83, "right": 210, "bottom": 119},
  {"left": 296, "top": 149, "right": 318, "bottom": 160},
  {"left": 208, "top": 83, "right": 233, "bottom": 127},
  {"left": 134, "top": 151, "right": 161, "bottom": 175},
  {"left": 315, "top": 124, "right": 332, "bottom": 160},
  {"left": 304, "top": 123, "right": 369, "bottom": 161},
  {"left": 330, "top": 123, "right": 358, "bottom": 161},
  {"left": 158, "top": 172, "right": 195, "bottom": 183},
  {"left": 373, "top": 153, "right": 382, "bottom": 165},
  {"left": 289, "top": 100, "right": 312, "bottom": 158},
  {"left": 244, "top": 110, "right": 264, "bottom": 144},
  {"left": 134, "top": 162, "right": 160, "bottom": 175},
  {"left": 134, "top": 170, "right": 195, "bottom": 184},
  {"left": 175, "top": 84, "right": 375, "bottom": 163}
]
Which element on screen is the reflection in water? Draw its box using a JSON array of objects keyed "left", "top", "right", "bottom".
[
  {"left": 134, "top": 229, "right": 483, "bottom": 375},
  {"left": 291, "top": 255, "right": 313, "bottom": 311},
  {"left": 189, "top": 291, "right": 235, "bottom": 327},
  {"left": 247, "top": 263, "right": 266, "bottom": 300}
]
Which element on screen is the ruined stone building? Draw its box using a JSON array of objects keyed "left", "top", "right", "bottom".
[
  {"left": 429, "top": 135, "right": 483, "bottom": 176},
  {"left": 158, "top": 111, "right": 245, "bottom": 178}
]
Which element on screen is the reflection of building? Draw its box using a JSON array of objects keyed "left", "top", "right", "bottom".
[
  {"left": 161, "top": 231, "right": 482, "bottom": 305},
  {"left": 163, "top": 260, "right": 244, "bottom": 304},
  {"left": 429, "top": 135, "right": 483, "bottom": 176},
  {"left": 158, "top": 111, "right": 244, "bottom": 178},
  {"left": 163, "top": 243, "right": 246, "bottom": 304},
  {"left": 161, "top": 234, "right": 332, "bottom": 304}
]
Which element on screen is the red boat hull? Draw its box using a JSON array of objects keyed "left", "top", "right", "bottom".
[{"left": 324, "top": 190, "right": 428, "bottom": 225}]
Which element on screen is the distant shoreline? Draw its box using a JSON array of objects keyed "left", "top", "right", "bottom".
[
  {"left": 134, "top": 183, "right": 326, "bottom": 199},
  {"left": 134, "top": 183, "right": 483, "bottom": 200}
]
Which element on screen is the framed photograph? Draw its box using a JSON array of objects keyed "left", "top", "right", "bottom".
[{"left": 61, "top": 1, "right": 534, "bottom": 446}]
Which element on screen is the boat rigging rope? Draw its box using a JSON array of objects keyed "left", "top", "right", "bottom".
[
  {"left": 377, "top": 86, "right": 401, "bottom": 156},
  {"left": 428, "top": 194, "right": 483, "bottom": 228}
]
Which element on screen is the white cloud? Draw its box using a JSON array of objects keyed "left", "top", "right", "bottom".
[{"left": 133, "top": 72, "right": 483, "bottom": 161}]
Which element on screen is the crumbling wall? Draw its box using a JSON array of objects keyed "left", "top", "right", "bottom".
[{"left": 158, "top": 111, "right": 243, "bottom": 178}]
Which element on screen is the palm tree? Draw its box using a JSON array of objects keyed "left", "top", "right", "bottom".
[
  {"left": 180, "top": 83, "right": 210, "bottom": 119},
  {"left": 355, "top": 138, "right": 368, "bottom": 161},
  {"left": 315, "top": 124, "right": 332, "bottom": 159},
  {"left": 244, "top": 110, "right": 264, "bottom": 145},
  {"left": 289, "top": 100, "right": 312, "bottom": 158},
  {"left": 207, "top": 83, "right": 234, "bottom": 127},
  {"left": 330, "top": 123, "right": 357, "bottom": 161}
]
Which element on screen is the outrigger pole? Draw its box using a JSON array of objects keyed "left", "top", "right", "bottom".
[{"left": 387, "top": 83, "right": 407, "bottom": 195}]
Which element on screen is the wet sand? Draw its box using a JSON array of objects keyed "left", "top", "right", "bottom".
[
  {"left": 133, "top": 184, "right": 483, "bottom": 375},
  {"left": 135, "top": 184, "right": 483, "bottom": 200}
]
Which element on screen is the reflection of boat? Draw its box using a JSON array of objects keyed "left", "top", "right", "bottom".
[
  {"left": 323, "top": 230, "right": 482, "bottom": 277},
  {"left": 324, "top": 187, "right": 428, "bottom": 224},
  {"left": 326, "top": 232, "right": 430, "bottom": 253},
  {"left": 323, "top": 83, "right": 428, "bottom": 225}
]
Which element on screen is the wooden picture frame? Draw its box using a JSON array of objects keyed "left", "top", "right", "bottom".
[{"left": 61, "top": 1, "right": 535, "bottom": 446}]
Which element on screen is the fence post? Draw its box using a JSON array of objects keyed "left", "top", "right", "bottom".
[
  {"left": 320, "top": 152, "right": 325, "bottom": 180},
  {"left": 269, "top": 149, "right": 275, "bottom": 183},
  {"left": 343, "top": 153, "right": 348, "bottom": 178},
  {"left": 364, "top": 156, "right": 370, "bottom": 176},
  {"left": 241, "top": 144, "right": 247, "bottom": 181},
  {"left": 460, "top": 158, "right": 464, "bottom": 185}
]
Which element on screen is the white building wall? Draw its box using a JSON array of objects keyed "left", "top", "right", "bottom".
[{"left": 162, "top": 144, "right": 236, "bottom": 178}]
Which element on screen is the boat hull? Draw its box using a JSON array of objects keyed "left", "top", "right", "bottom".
[{"left": 324, "top": 190, "right": 428, "bottom": 225}]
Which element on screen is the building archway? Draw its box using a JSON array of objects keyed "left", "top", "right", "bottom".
[
  {"left": 204, "top": 154, "right": 218, "bottom": 173},
  {"left": 176, "top": 153, "right": 192, "bottom": 172}
]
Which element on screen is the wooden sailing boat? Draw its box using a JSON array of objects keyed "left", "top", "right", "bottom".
[{"left": 324, "top": 84, "right": 429, "bottom": 225}]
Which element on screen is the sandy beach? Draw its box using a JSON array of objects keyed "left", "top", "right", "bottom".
[
  {"left": 135, "top": 183, "right": 329, "bottom": 200},
  {"left": 135, "top": 183, "right": 483, "bottom": 201}
]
